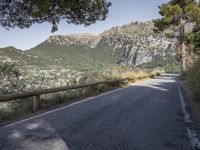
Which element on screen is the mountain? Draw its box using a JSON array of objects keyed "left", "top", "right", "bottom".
[
  {"left": 29, "top": 21, "right": 178, "bottom": 69},
  {"left": 0, "top": 21, "right": 180, "bottom": 90}
]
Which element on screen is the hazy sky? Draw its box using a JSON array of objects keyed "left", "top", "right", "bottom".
[{"left": 0, "top": 0, "right": 168, "bottom": 50}]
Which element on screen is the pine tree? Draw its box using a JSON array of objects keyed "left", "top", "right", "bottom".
[
  {"left": 153, "top": 0, "right": 200, "bottom": 72},
  {"left": 0, "top": 0, "right": 111, "bottom": 32}
]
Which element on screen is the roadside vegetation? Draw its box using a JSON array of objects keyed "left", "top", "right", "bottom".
[
  {"left": 0, "top": 63, "right": 164, "bottom": 122},
  {"left": 139, "top": 57, "right": 181, "bottom": 73},
  {"left": 183, "top": 24, "right": 200, "bottom": 101},
  {"left": 185, "top": 61, "right": 200, "bottom": 100}
]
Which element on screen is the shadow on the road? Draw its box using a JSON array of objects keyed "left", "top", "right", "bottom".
[
  {"left": 153, "top": 74, "right": 179, "bottom": 80},
  {"left": 0, "top": 119, "right": 70, "bottom": 150}
]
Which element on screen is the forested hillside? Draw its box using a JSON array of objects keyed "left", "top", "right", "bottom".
[{"left": 0, "top": 21, "right": 180, "bottom": 94}]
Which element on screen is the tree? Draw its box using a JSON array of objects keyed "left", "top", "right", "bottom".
[
  {"left": 153, "top": 0, "right": 200, "bottom": 72},
  {"left": 0, "top": 0, "right": 111, "bottom": 32},
  {"left": 187, "top": 24, "right": 200, "bottom": 54}
]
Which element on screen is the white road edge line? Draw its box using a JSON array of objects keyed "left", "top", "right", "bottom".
[
  {"left": 177, "top": 84, "right": 200, "bottom": 149},
  {"left": 1, "top": 80, "right": 149, "bottom": 129},
  {"left": 0, "top": 86, "right": 128, "bottom": 129}
]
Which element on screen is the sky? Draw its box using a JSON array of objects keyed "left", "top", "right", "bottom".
[{"left": 0, "top": 0, "right": 168, "bottom": 50}]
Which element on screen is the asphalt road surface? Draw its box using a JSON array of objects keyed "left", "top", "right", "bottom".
[{"left": 0, "top": 74, "right": 195, "bottom": 150}]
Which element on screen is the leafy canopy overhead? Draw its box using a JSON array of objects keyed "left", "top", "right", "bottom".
[
  {"left": 0, "top": 0, "right": 111, "bottom": 32},
  {"left": 153, "top": 0, "right": 200, "bottom": 72},
  {"left": 187, "top": 24, "right": 200, "bottom": 53},
  {"left": 153, "top": 0, "right": 200, "bottom": 32}
]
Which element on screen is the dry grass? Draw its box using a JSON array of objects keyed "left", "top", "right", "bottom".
[
  {"left": 185, "top": 61, "right": 200, "bottom": 101},
  {"left": 103, "top": 65, "right": 164, "bottom": 81},
  {"left": 180, "top": 60, "right": 200, "bottom": 127},
  {"left": 180, "top": 81, "right": 200, "bottom": 126},
  {"left": 0, "top": 100, "right": 32, "bottom": 121}
]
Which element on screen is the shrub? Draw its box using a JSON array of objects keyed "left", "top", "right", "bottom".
[{"left": 0, "top": 63, "right": 26, "bottom": 94}]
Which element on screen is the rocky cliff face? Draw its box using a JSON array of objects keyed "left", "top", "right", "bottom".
[
  {"left": 97, "top": 33, "right": 176, "bottom": 66},
  {"left": 47, "top": 33, "right": 100, "bottom": 48},
  {"left": 46, "top": 21, "right": 176, "bottom": 67}
]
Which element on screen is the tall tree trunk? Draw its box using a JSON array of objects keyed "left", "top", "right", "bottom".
[
  {"left": 180, "top": 22, "right": 187, "bottom": 72},
  {"left": 180, "top": 41, "right": 187, "bottom": 72}
]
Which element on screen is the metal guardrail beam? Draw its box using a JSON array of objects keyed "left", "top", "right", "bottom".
[
  {"left": 0, "top": 75, "right": 152, "bottom": 111},
  {"left": 0, "top": 78, "right": 127, "bottom": 102},
  {"left": 0, "top": 75, "right": 152, "bottom": 109}
]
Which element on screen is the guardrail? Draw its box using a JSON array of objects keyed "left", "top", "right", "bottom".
[{"left": 0, "top": 75, "right": 151, "bottom": 111}]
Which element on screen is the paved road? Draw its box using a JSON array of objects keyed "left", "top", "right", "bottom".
[{"left": 0, "top": 74, "right": 194, "bottom": 150}]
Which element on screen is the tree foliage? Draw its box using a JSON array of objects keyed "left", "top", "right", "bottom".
[
  {"left": 153, "top": 0, "right": 200, "bottom": 71},
  {"left": 0, "top": 0, "right": 111, "bottom": 32},
  {"left": 187, "top": 24, "right": 200, "bottom": 54},
  {"left": 153, "top": 0, "right": 200, "bottom": 33}
]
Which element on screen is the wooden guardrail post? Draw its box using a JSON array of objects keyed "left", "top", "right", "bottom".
[
  {"left": 108, "top": 81, "right": 114, "bottom": 87},
  {"left": 91, "top": 85, "right": 97, "bottom": 94},
  {"left": 33, "top": 95, "right": 40, "bottom": 112},
  {"left": 122, "top": 79, "right": 127, "bottom": 85}
]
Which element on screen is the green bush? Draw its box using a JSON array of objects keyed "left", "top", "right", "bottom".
[{"left": 138, "top": 56, "right": 181, "bottom": 73}]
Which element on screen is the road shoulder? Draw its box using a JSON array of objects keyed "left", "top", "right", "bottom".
[{"left": 179, "top": 81, "right": 200, "bottom": 148}]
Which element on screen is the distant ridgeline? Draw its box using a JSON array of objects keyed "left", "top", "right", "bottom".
[{"left": 0, "top": 21, "right": 180, "bottom": 78}]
